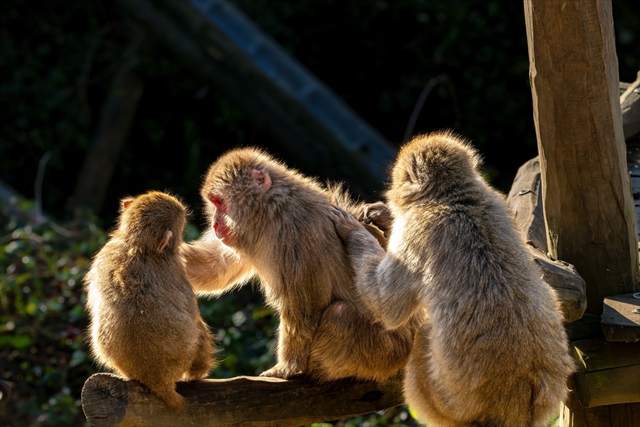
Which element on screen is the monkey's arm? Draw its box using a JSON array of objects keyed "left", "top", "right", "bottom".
[
  {"left": 332, "top": 207, "right": 422, "bottom": 330},
  {"left": 181, "top": 231, "right": 255, "bottom": 294}
]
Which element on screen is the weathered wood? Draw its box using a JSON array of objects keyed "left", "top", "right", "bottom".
[
  {"left": 561, "top": 376, "right": 640, "bottom": 424},
  {"left": 530, "top": 248, "right": 587, "bottom": 323},
  {"left": 621, "top": 71, "right": 640, "bottom": 140},
  {"left": 524, "top": 0, "right": 638, "bottom": 315},
  {"left": 506, "top": 157, "right": 587, "bottom": 322},
  {"left": 570, "top": 339, "right": 640, "bottom": 408},
  {"left": 81, "top": 373, "right": 404, "bottom": 427},
  {"left": 506, "top": 157, "right": 547, "bottom": 253},
  {"left": 601, "top": 293, "right": 640, "bottom": 343},
  {"left": 524, "top": 1, "right": 640, "bottom": 424}
]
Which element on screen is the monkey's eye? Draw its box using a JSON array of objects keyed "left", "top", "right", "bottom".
[{"left": 208, "top": 194, "right": 223, "bottom": 207}]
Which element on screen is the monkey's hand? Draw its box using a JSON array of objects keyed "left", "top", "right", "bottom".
[
  {"left": 259, "top": 363, "right": 305, "bottom": 380},
  {"left": 330, "top": 206, "right": 367, "bottom": 243},
  {"left": 358, "top": 201, "right": 393, "bottom": 237}
]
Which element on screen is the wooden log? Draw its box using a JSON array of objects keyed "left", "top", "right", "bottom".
[
  {"left": 621, "top": 71, "right": 640, "bottom": 140},
  {"left": 570, "top": 338, "right": 640, "bottom": 408},
  {"left": 601, "top": 293, "right": 640, "bottom": 343},
  {"left": 506, "top": 157, "right": 587, "bottom": 322},
  {"left": 81, "top": 373, "right": 404, "bottom": 427}
]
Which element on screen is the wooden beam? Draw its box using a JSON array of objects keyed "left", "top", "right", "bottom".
[
  {"left": 524, "top": 0, "right": 638, "bottom": 315},
  {"left": 571, "top": 339, "right": 640, "bottom": 408},
  {"left": 81, "top": 373, "right": 404, "bottom": 427},
  {"left": 601, "top": 293, "right": 640, "bottom": 342},
  {"left": 506, "top": 157, "right": 587, "bottom": 322}
]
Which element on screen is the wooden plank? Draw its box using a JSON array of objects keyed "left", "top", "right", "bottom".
[
  {"left": 570, "top": 339, "right": 640, "bottom": 408},
  {"left": 563, "top": 376, "right": 640, "bottom": 422},
  {"left": 601, "top": 293, "right": 640, "bottom": 342},
  {"left": 572, "top": 339, "right": 640, "bottom": 372},
  {"left": 574, "top": 365, "right": 640, "bottom": 408},
  {"left": 81, "top": 373, "right": 404, "bottom": 427}
]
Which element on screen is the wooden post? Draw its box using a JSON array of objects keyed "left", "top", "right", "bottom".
[{"left": 524, "top": 0, "right": 640, "bottom": 425}]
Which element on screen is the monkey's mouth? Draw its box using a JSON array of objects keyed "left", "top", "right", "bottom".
[{"left": 213, "top": 221, "right": 234, "bottom": 246}]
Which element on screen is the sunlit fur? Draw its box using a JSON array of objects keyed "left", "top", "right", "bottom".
[
  {"left": 181, "top": 148, "right": 423, "bottom": 381},
  {"left": 84, "top": 191, "right": 217, "bottom": 411},
  {"left": 333, "top": 132, "right": 575, "bottom": 426}
]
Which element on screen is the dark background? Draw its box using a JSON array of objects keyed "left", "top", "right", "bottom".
[
  {"left": 2, "top": 0, "right": 638, "bottom": 229},
  {"left": 1, "top": 1, "right": 639, "bottom": 426}
]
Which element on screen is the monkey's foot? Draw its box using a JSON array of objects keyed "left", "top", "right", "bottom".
[{"left": 259, "top": 364, "right": 304, "bottom": 380}]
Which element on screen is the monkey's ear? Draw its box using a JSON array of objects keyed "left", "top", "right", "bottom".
[
  {"left": 158, "top": 230, "right": 173, "bottom": 251},
  {"left": 251, "top": 169, "right": 272, "bottom": 192},
  {"left": 121, "top": 197, "right": 135, "bottom": 211}
]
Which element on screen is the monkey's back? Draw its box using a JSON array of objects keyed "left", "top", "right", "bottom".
[
  {"left": 390, "top": 133, "right": 574, "bottom": 426},
  {"left": 84, "top": 238, "right": 201, "bottom": 378}
]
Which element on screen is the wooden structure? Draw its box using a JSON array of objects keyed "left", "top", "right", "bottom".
[{"left": 524, "top": 0, "right": 640, "bottom": 425}]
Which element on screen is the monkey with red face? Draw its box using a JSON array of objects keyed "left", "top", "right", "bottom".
[{"left": 181, "top": 148, "right": 422, "bottom": 382}]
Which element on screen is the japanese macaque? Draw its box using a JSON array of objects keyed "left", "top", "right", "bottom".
[
  {"left": 181, "top": 148, "right": 423, "bottom": 382},
  {"left": 332, "top": 132, "right": 575, "bottom": 427},
  {"left": 84, "top": 191, "right": 216, "bottom": 411}
]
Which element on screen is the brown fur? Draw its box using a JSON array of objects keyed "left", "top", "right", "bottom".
[
  {"left": 84, "top": 191, "right": 217, "bottom": 411},
  {"left": 332, "top": 131, "right": 575, "bottom": 426},
  {"left": 181, "top": 148, "right": 422, "bottom": 382}
]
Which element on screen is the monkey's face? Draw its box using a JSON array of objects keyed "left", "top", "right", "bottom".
[{"left": 207, "top": 194, "right": 236, "bottom": 246}]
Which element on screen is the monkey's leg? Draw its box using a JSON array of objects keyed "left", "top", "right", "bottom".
[
  {"left": 184, "top": 320, "right": 216, "bottom": 380},
  {"left": 260, "top": 307, "right": 323, "bottom": 379},
  {"left": 307, "top": 301, "right": 417, "bottom": 383}
]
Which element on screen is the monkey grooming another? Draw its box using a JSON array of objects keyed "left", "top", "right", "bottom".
[
  {"left": 182, "top": 148, "right": 422, "bottom": 382},
  {"left": 332, "top": 131, "right": 574, "bottom": 427},
  {"left": 84, "top": 191, "right": 217, "bottom": 411}
]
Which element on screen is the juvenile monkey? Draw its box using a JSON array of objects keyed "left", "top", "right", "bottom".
[
  {"left": 181, "top": 148, "right": 422, "bottom": 382},
  {"left": 84, "top": 191, "right": 216, "bottom": 411},
  {"left": 332, "top": 132, "right": 574, "bottom": 427}
]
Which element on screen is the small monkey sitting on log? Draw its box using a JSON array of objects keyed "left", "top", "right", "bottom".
[
  {"left": 332, "top": 132, "right": 575, "bottom": 427},
  {"left": 181, "top": 148, "right": 422, "bottom": 382},
  {"left": 84, "top": 191, "right": 217, "bottom": 411}
]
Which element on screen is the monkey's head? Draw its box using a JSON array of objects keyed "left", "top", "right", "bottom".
[
  {"left": 388, "top": 131, "right": 482, "bottom": 208},
  {"left": 200, "top": 148, "right": 292, "bottom": 249},
  {"left": 117, "top": 191, "right": 187, "bottom": 254}
]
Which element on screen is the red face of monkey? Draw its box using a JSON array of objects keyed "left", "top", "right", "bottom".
[
  {"left": 207, "top": 194, "right": 234, "bottom": 246},
  {"left": 204, "top": 167, "right": 272, "bottom": 247}
]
